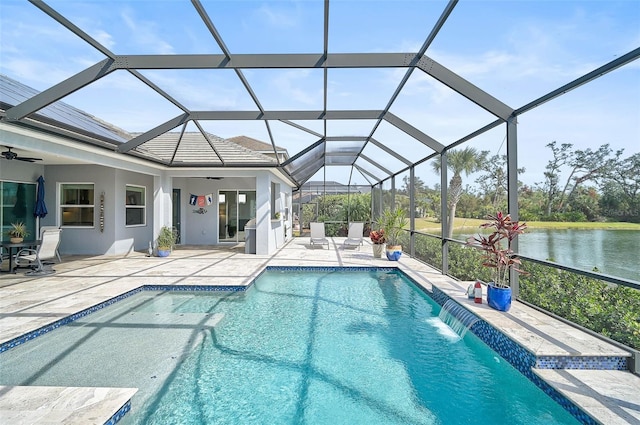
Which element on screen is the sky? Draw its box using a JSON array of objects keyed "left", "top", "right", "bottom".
[{"left": 1, "top": 0, "right": 639, "bottom": 188}]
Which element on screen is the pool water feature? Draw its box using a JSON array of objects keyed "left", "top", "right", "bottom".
[
  {"left": 0, "top": 269, "right": 580, "bottom": 424},
  {"left": 437, "top": 299, "right": 480, "bottom": 338}
]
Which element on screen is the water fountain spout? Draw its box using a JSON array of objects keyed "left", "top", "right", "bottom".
[{"left": 438, "top": 299, "right": 480, "bottom": 338}]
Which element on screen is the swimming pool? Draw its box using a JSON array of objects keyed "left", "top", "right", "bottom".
[{"left": 0, "top": 269, "right": 580, "bottom": 424}]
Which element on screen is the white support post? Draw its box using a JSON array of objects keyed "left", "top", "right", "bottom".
[
  {"left": 153, "top": 173, "right": 172, "bottom": 241},
  {"left": 255, "top": 172, "right": 271, "bottom": 255}
]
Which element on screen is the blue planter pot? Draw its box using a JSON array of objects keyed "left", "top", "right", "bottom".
[
  {"left": 157, "top": 249, "right": 171, "bottom": 257},
  {"left": 487, "top": 284, "right": 512, "bottom": 311},
  {"left": 385, "top": 245, "right": 402, "bottom": 261}
]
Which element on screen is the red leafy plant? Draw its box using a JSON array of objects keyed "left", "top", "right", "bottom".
[
  {"left": 467, "top": 212, "right": 529, "bottom": 288},
  {"left": 369, "top": 229, "right": 386, "bottom": 245}
]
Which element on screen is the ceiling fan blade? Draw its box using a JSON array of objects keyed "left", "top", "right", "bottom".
[{"left": 1, "top": 147, "right": 41, "bottom": 161}]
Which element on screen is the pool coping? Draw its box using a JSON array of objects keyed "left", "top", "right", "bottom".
[
  {"left": 0, "top": 385, "right": 137, "bottom": 425},
  {"left": 0, "top": 264, "right": 634, "bottom": 425}
]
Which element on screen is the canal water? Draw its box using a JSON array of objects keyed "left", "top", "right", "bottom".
[
  {"left": 518, "top": 229, "right": 638, "bottom": 281},
  {"left": 453, "top": 229, "right": 639, "bottom": 282}
]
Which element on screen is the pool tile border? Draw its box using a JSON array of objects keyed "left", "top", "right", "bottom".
[
  {"left": 265, "top": 265, "right": 398, "bottom": 272},
  {"left": 143, "top": 284, "right": 247, "bottom": 292},
  {"left": 536, "top": 355, "right": 628, "bottom": 370},
  {"left": 104, "top": 400, "right": 131, "bottom": 425}
]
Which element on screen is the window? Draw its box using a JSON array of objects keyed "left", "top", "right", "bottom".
[
  {"left": 60, "top": 183, "right": 94, "bottom": 227},
  {"left": 125, "top": 185, "right": 146, "bottom": 226}
]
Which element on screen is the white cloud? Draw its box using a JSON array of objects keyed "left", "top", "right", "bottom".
[
  {"left": 120, "top": 7, "right": 174, "bottom": 54},
  {"left": 93, "top": 29, "right": 116, "bottom": 50},
  {"left": 3, "top": 58, "right": 74, "bottom": 88},
  {"left": 135, "top": 70, "right": 255, "bottom": 111},
  {"left": 272, "top": 70, "right": 322, "bottom": 106},
  {"left": 255, "top": 4, "right": 301, "bottom": 29}
]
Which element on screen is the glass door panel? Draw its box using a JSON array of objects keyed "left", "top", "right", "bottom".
[
  {"left": 218, "top": 190, "right": 256, "bottom": 243},
  {"left": 172, "top": 189, "right": 181, "bottom": 244},
  {"left": 218, "top": 191, "right": 238, "bottom": 242}
]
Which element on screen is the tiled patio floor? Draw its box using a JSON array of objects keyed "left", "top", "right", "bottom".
[{"left": 0, "top": 238, "right": 638, "bottom": 424}]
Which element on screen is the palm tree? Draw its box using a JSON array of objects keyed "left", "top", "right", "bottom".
[{"left": 432, "top": 147, "right": 487, "bottom": 238}]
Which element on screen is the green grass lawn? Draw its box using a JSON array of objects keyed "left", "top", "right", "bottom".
[{"left": 414, "top": 217, "right": 640, "bottom": 232}]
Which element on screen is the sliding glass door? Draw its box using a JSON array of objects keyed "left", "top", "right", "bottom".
[
  {"left": 218, "top": 190, "right": 256, "bottom": 243},
  {"left": 1, "top": 181, "right": 37, "bottom": 243}
]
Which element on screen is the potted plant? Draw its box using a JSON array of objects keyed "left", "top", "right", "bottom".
[
  {"left": 369, "top": 229, "right": 386, "bottom": 258},
  {"left": 7, "top": 222, "right": 29, "bottom": 243},
  {"left": 156, "top": 225, "right": 177, "bottom": 257},
  {"left": 377, "top": 208, "right": 408, "bottom": 261},
  {"left": 467, "top": 212, "right": 528, "bottom": 311}
]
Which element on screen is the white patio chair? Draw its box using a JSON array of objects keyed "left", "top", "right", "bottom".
[
  {"left": 14, "top": 228, "right": 62, "bottom": 275},
  {"left": 39, "top": 226, "right": 62, "bottom": 262},
  {"left": 343, "top": 222, "right": 364, "bottom": 249},
  {"left": 310, "top": 222, "right": 329, "bottom": 248}
]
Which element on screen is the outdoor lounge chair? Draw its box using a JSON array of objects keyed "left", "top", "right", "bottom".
[
  {"left": 39, "top": 226, "right": 62, "bottom": 263},
  {"left": 310, "top": 222, "right": 329, "bottom": 248},
  {"left": 14, "top": 228, "right": 62, "bottom": 275},
  {"left": 343, "top": 222, "right": 364, "bottom": 249}
]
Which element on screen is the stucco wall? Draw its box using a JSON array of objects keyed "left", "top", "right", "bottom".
[
  {"left": 0, "top": 159, "right": 44, "bottom": 183},
  {"left": 114, "top": 169, "right": 154, "bottom": 254},
  {"left": 173, "top": 176, "right": 256, "bottom": 245},
  {"left": 44, "top": 164, "right": 154, "bottom": 255}
]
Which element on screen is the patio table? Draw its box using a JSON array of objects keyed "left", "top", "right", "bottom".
[{"left": 0, "top": 240, "right": 41, "bottom": 274}]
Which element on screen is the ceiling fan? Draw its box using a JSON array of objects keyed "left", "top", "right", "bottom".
[{"left": 1, "top": 147, "right": 42, "bottom": 162}]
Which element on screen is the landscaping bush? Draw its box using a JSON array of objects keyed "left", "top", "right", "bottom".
[{"left": 519, "top": 261, "right": 640, "bottom": 350}]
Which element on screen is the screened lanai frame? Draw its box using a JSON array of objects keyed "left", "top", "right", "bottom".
[
  {"left": 2, "top": 1, "right": 639, "bottom": 291},
  {"left": 4, "top": 0, "right": 512, "bottom": 180}
]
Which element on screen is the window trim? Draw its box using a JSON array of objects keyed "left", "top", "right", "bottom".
[
  {"left": 59, "top": 182, "right": 95, "bottom": 228},
  {"left": 125, "top": 184, "right": 147, "bottom": 227}
]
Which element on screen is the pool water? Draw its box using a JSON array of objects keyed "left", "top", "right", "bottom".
[{"left": 0, "top": 269, "right": 579, "bottom": 424}]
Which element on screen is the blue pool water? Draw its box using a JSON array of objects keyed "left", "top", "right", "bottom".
[{"left": 0, "top": 269, "right": 580, "bottom": 424}]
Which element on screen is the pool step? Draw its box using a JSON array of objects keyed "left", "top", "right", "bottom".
[{"left": 534, "top": 369, "right": 640, "bottom": 425}]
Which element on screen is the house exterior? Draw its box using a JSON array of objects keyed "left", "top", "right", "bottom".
[{"left": 0, "top": 75, "right": 294, "bottom": 256}]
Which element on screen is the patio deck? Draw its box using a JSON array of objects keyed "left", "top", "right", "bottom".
[{"left": 0, "top": 238, "right": 638, "bottom": 424}]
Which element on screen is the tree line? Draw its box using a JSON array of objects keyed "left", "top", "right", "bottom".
[
  {"left": 299, "top": 142, "right": 638, "bottom": 232},
  {"left": 400, "top": 143, "right": 639, "bottom": 231}
]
